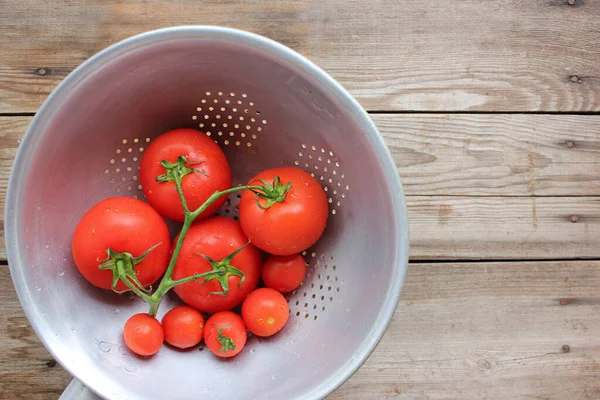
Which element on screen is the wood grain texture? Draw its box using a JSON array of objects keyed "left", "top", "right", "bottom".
[
  {"left": 0, "top": 266, "right": 76, "bottom": 400},
  {"left": 2, "top": 116, "right": 600, "bottom": 260},
  {"left": 376, "top": 114, "right": 600, "bottom": 196},
  {"left": 1, "top": 0, "right": 599, "bottom": 113},
  {"left": 2, "top": 261, "right": 599, "bottom": 399},
  {"left": 409, "top": 196, "right": 600, "bottom": 260}
]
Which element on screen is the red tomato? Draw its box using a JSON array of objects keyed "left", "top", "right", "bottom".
[
  {"left": 262, "top": 254, "right": 306, "bottom": 293},
  {"left": 172, "top": 217, "right": 262, "bottom": 313},
  {"left": 204, "top": 311, "right": 247, "bottom": 358},
  {"left": 239, "top": 167, "right": 328, "bottom": 255},
  {"left": 242, "top": 288, "right": 289, "bottom": 337},
  {"left": 71, "top": 197, "right": 171, "bottom": 291},
  {"left": 123, "top": 313, "right": 164, "bottom": 356},
  {"left": 140, "top": 128, "right": 232, "bottom": 222},
  {"left": 161, "top": 306, "right": 205, "bottom": 349}
]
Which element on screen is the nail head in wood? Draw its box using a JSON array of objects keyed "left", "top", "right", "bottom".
[
  {"left": 559, "top": 298, "right": 569, "bottom": 306},
  {"left": 570, "top": 215, "right": 579, "bottom": 223},
  {"left": 565, "top": 141, "right": 574, "bottom": 148},
  {"left": 567, "top": 0, "right": 576, "bottom": 5},
  {"left": 37, "top": 68, "right": 47, "bottom": 76},
  {"left": 562, "top": 344, "right": 571, "bottom": 353}
]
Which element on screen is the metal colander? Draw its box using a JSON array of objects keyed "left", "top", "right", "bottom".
[{"left": 5, "top": 27, "right": 409, "bottom": 400}]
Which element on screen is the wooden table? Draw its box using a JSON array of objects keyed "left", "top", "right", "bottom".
[{"left": 1, "top": 1, "right": 599, "bottom": 399}]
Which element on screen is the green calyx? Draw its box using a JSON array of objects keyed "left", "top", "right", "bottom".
[
  {"left": 193, "top": 242, "right": 250, "bottom": 296},
  {"left": 156, "top": 155, "right": 207, "bottom": 183},
  {"left": 249, "top": 176, "right": 292, "bottom": 210},
  {"left": 98, "top": 244, "right": 161, "bottom": 295},
  {"left": 214, "top": 324, "right": 236, "bottom": 353}
]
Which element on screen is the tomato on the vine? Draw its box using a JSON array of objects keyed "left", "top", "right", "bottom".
[
  {"left": 140, "top": 128, "right": 232, "bottom": 222},
  {"left": 162, "top": 306, "right": 205, "bottom": 349},
  {"left": 262, "top": 254, "right": 306, "bottom": 293},
  {"left": 239, "top": 167, "right": 328, "bottom": 255},
  {"left": 172, "top": 217, "right": 262, "bottom": 313},
  {"left": 123, "top": 313, "right": 164, "bottom": 356},
  {"left": 71, "top": 197, "right": 171, "bottom": 291},
  {"left": 204, "top": 311, "right": 247, "bottom": 358},
  {"left": 242, "top": 288, "right": 289, "bottom": 337}
]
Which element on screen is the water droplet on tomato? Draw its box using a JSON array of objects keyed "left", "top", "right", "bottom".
[{"left": 256, "top": 318, "right": 264, "bottom": 325}]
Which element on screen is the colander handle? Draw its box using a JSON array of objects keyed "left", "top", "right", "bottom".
[{"left": 59, "top": 379, "right": 103, "bottom": 400}]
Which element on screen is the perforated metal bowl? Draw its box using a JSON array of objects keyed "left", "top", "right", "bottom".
[{"left": 5, "top": 26, "right": 409, "bottom": 400}]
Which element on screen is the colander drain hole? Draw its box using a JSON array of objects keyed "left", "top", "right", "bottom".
[
  {"left": 193, "top": 91, "right": 262, "bottom": 148},
  {"left": 107, "top": 138, "right": 149, "bottom": 197}
]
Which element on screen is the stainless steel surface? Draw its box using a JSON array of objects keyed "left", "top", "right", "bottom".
[{"left": 5, "top": 26, "right": 409, "bottom": 400}]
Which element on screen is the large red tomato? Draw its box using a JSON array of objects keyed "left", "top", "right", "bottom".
[
  {"left": 139, "top": 128, "right": 232, "bottom": 222},
  {"left": 172, "top": 217, "right": 262, "bottom": 312},
  {"left": 71, "top": 197, "right": 171, "bottom": 291},
  {"left": 239, "top": 167, "right": 328, "bottom": 255}
]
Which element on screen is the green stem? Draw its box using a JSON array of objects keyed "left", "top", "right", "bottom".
[
  {"left": 109, "top": 158, "right": 294, "bottom": 317},
  {"left": 145, "top": 184, "right": 262, "bottom": 317},
  {"left": 167, "top": 270, "right": 224, "bottom": 287},
  {"left": 115, "top": 260, "right": 154, "bottom": 303}
]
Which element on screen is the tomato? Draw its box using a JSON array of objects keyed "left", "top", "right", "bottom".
[
  {"left": 140, "top": 128, "right": 232, "bottom": 222},
  {"left": 161, "top": 306, "right": 205, "bottom": 349},
  {"left": 242, "top": 288, "right": 289, "bottom": 337},
  {"left": 71, "top": 197, "right": 171, "bottom": 291},
  {"left": 239, "top": 167, "right": 328, "bottom": 255},
  {"left": 123, "top": 313, "right": 164, "bottom": 356},
  {"left": 262, "top": 254, "right": 306, "bottom": 293},
  {"left": 172, "top": 217, "right": 262, "bottom": 312},
  {"left": 204, "top": 311, "right": 247, "bottom": 358}
]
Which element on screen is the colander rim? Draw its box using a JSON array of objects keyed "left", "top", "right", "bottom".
[{"left": 5, "top": 25, "right": 409, "bottom": 400}]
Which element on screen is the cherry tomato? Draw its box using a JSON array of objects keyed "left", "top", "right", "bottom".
[
  {"left": 161, "top": 306, "right": 205, "bottom": 349},
  {"left": 204, "top": 311, "right": 247, "bottom": 358},
  {"left": 262, "top": 254, "right": 306, "bottom": 293},
  {"left": 72, "top": 197, "right": 171, "bottom": 291},
  {"left": 140, "top": 128, "right": 232, "bottom": 222},
  {"left": 123, "top": 313, "right": 164, "bottom": 356},
  {"left": 239, "top": 167, "right": 328, "bottom": 255},
  {"left": 172, "top": 217, "right": 262, "bottom": 313},
  {"left": 242, "top": 288, "right": 289, "bottom": 337}
]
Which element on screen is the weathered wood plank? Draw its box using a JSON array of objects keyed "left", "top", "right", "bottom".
[
  {"left": 332, "top": 260, "right": 600, "bottom": 400},
  {"left": 377, "top": 114, "right": 600, "bottom": 197},
  {"left": 2, "top": 261, "right": 599, "bottom": 399},
  {"left": 409, "top": 196, "right": 600, "bottom": 260},
  {"left": 2, "top": 116, "right": 600, "bottom": 260},
  {"left": 0, "top": 0, "right": 599, "bottom": 113}
]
